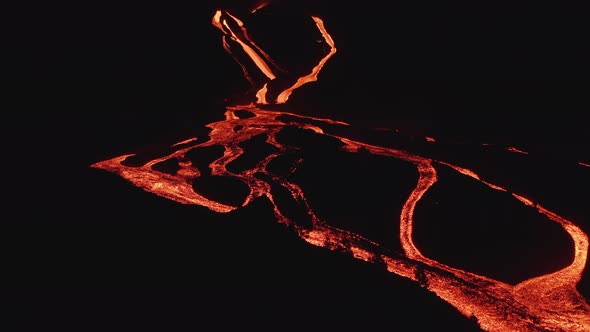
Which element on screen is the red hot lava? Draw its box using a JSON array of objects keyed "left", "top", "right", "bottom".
[{"left": 92, "top": 5, "right": 590, "bottom": 332}]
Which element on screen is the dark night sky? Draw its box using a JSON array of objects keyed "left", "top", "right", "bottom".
[
  {"left": 7, "top": 2, "right": 590, "bottom": 143},
  {"left": 4, "top": 2, "right": 589, "bottom": 331},
  {"left": 6, "top": 2, "right": 590, "bottom": 80}
]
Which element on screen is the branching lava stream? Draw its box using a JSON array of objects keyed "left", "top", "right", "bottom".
[{"left": 91, "top": 5, "right": 590, "bottom": 332}]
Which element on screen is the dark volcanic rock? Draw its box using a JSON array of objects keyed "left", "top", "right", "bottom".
[
  {"left": 192, "top": 175, "right": 250, "bottom": 207},
  {"left": 413, "top": 164, "right": 575, "bottom": 285}
]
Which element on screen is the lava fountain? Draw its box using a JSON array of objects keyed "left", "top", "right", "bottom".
[{"left": 91, "top": 4, "right": 590, "bottom": 331}]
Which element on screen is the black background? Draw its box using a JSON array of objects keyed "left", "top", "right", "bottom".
[{"left": 4, "top": 2, "right": 590, "bottom": 331}]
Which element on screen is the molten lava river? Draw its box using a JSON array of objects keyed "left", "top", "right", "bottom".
[{"left": 91, "top": 6, "right": 590, "bottom": 332}]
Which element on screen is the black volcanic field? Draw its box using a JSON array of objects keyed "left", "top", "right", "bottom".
[
  {"left": 7, "top": 89, "right": 588, "bottom": 332},
  {"left": 5, "top": 2, "right": 590, "bottom": 331}
]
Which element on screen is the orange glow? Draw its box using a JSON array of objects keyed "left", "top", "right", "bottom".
[
  {"left": 211, "top": 10, "right": 223, "bottom": 30},
  {"left": 439, "top": 161, "right": 480, "bottom": 180},
  {"left": 302, "top": 229, "right": 328, "bottom": 247},
  {"left": 275, "top": 16, "right": 337, "bottom": 104},
  {"left": 506, "top": 146, "right": 528, "bottom": 154},
  {"left": 512, "top": 193, "right": 535, "bottom": 207},
  {"left": 481, "top": 181, "right": 507, "bottom": 192},
  {"left": 250, "top": 0, "right": 271, "bottom": 13},
  {"left": 92, "top": 154, "right": 235, "bottom": 212},
  {"left": 255, "top": 83, "right": 269, "bottom": 104},
  {"left": 350, "top": 246, "right": 375, "bottom": 262},
  {"left": 212, "top": 10, "right": 336, "bottom": 105},
  {"left": 213, "top": 10, "right": 277, "bottom": 81},
  {"left": 90, "top": 7, "right": 590, "bottom": 332}
]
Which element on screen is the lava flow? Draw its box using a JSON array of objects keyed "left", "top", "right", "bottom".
[{"left": 91, "top": 5, "right": 590, "bottom": 332}]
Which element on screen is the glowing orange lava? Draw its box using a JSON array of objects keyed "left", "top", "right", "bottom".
[
  {"left": 506, "top": 146, "right": 528, "bottom": 155},
  {"left": 212, "top": 8, "right": 336, "bottom": 105},
  {"left": 91, "top": 6, "right": 590, "bottom": 332}
]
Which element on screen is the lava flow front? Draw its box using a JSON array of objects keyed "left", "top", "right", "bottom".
[{"left": 91, "top": 5, "right": 590, "bottom": 332}]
